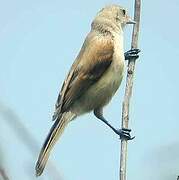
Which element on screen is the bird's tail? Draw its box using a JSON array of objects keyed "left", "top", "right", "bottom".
[{"left": 35, "top": 111, "right": 76, "bottom": 176}]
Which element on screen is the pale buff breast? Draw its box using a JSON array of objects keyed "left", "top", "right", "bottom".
[{"left": 72, "top": 35, "right": 125, "bottom": 115}]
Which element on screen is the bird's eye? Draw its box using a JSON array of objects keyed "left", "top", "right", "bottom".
[{"left": 122, "top": 9, "right": 126, "bottom": 16}]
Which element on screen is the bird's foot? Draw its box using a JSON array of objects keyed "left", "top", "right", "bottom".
[
  {"left": 124, "top": 48, "right": 140, "bottom": 60},
  {"left": 115, "top": 128, "right": 135, "bottom": 140},
  {"left": 93, "top": 109, "right": 135, "bottom": 140}
]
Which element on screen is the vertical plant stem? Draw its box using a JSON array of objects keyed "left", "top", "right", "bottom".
[{"left": 119, "top": 0, "right": 141, "bottom": 180}]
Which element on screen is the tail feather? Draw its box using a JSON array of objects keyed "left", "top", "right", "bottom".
[{"left": 35, "top": 111, "right": 76, "bottom": 176}]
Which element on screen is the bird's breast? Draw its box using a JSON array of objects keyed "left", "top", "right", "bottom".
[
  {"left": 73, "top": 52, "right": 125, "bottom": 115},
  {"left": 72, "top": 34, "right": 125, "bottom": 115}
]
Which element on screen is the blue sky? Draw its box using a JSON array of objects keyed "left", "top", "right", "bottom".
[{"left": 0, "top": 0, "right": 179, "bottom": 180}]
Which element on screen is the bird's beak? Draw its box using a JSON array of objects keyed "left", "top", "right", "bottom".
[{"left": 126, "top": 16, "right": 136, "bottom": 24}]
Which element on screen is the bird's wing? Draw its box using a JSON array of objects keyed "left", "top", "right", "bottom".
[{"left": 53, "top": 33, "right": 114, "bottom": 119}]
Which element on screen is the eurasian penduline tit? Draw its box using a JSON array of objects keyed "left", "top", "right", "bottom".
[{"left": 35, "top": 4, "right": 140, "bottom": 176}]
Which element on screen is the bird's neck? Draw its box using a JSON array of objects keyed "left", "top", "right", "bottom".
[{"left": 91, "top": 17, "right": 123, "bottom": 37}]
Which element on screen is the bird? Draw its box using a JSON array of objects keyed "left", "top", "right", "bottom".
[{"left": 35, "top": 4, "right": 140, "bottom": 176}]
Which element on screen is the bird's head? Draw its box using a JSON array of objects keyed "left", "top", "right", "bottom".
[{"left": 92, "top": 5, "right": 135, "bottom": 32}]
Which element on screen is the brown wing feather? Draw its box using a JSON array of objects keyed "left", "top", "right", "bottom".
[{"left": 53, "top": 33, "right": 114, "bottom": 118}]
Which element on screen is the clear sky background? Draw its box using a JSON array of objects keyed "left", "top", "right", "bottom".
[{"left": 0, "top": 0, "right": 179, "bottom": 180}]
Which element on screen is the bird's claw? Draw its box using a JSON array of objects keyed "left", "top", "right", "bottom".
[
  {"left": 117, "top": 128, "right": 135, "bottom": 140},
  {"left": 124, "top": 48, "right": 140, "bottom": 60}
]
